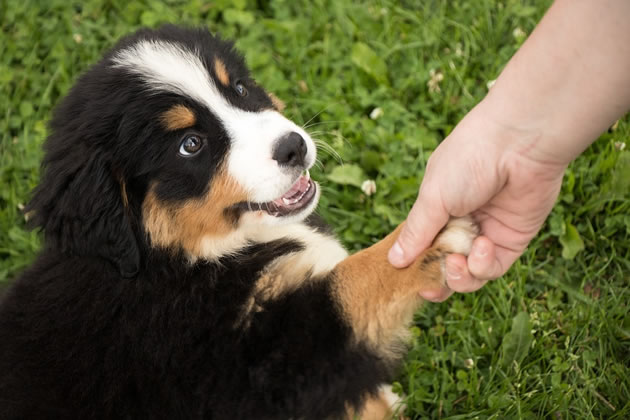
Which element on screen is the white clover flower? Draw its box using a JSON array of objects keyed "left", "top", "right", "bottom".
[
  {"left": 361, "top": 180, "right": 376, "bottom": 196},
  {"left": 455, "top": 43, "right": 464, "bottom": 57},
  {"left": 513, "top": 27, "right": 526, "bottom": 40},
  {"left": 615, "top": 141, "right": 626, "bottom": 151},
  {"left": 427, "top": 69, "right": 444, "bottom": 93},
  {"left": 486, "top": 79, "right": 496, "bottom": 90},
  {"left": 369, "top": 107, "right": 383, "bottom": 120},
  {"left": 464, "top": 358, "right": 474, "bottom": 369},
  {"left": 73, "top": 33, "right": 83, "bottom": 44}
]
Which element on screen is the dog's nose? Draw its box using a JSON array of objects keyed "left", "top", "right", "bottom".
[{"left": 272, "top": 132, "right": 307, "bottom": 168}]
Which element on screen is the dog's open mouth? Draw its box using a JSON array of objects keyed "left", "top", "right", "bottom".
[{"left": 235, "top": 171, "right": 317, "bottom": 217}]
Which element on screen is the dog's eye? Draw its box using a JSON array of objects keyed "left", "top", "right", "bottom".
[
  {"left": 235, "top": 81, "right": 247, "bottom": 97},
  {"left": 179, "top": 135, "right": 203, "bottom": 156}
]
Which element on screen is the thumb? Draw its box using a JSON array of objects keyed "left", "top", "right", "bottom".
[{"left": 388, "top": 188, "right": 450, "bottom": 268}]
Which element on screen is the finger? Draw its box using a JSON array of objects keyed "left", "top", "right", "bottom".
[
  {"left": 468, "top": 236, "right": 521, "bottom": 280},
  {"left": 418, "top": 284, "right": 454, "bottom": 302},
  {"left": 444, "top": 254, "right": 488, "bottom": 293},
  {"left": 388, "top": 187, "right": 450, "bottom": 268},
  {"left": 466, "top": 236, "right": 504, "bottom": 281},
  {"left": 473, "top": 215, "right": 536, "bottom": 273}
]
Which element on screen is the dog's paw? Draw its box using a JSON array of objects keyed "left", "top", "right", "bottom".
[
  {"left": 434, "top": 216, "right": 479, "bottom": 255},
  {"left": 413, "top": 216, "right": 479, "bottom": 289}
]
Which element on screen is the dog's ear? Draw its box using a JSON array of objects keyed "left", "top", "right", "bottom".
[{"left": 26, "top": 144, "right": 140, "bottom": 278}]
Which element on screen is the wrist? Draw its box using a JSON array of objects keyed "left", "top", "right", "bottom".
[
  {"left": 472, "top": 0, "right": 630, "bottom": 167},
  {"left": 473, "top": 90, "right": 580, "bottom": 169},
  {"left": 451, "top": 98, "right": 568, "bottom": 188}
]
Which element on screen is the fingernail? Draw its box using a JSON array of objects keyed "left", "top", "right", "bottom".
[
  {"left": 388, "top": 242, "right": 404, "bottom": 265},
  {"left": 446, "top": 263, "right": 461, "bottom": 280},
  {"left": 474, "top": 244, "right": 487, "bottom": 258}
]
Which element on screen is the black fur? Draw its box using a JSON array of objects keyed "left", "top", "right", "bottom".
[
  {"left": 0, "top": 26, "right": 392, "bottom": 419},
  {"left": 0, "top": 244, "right": 391, "bottom": 419}
]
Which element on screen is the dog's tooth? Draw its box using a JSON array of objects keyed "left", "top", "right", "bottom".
[{"left": 282, "top": 197, "right": 291, "bottom": 206}]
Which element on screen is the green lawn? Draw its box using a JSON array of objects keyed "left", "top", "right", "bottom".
[{"left": 1, "top": 0, "right": 629, "bottom": 418}]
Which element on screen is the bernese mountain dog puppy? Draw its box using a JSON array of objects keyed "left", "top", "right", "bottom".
[{"left": 0, "top": 26, "right": 478, "bottom": 419}]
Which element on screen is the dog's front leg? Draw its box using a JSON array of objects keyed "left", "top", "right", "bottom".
[
  {"left": 333, "top": 218, "right": 477, "bottom": 419},
  {"left": 331, "top": 217, "right": 478, "bottom": 361}
]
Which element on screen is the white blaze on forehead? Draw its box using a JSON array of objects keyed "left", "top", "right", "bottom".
[
  {"left": 111, "top": 40, "right": 316, "bottom": 202},
  {"left": 112, "top": 40, "right": 219, "bottom": 109}
]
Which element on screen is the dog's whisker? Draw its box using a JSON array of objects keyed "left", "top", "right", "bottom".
[
  {"left": 312, "top": 158, "right": 324, "bottom": 170},
  {"left": 329, "top": 131, "right": 353, "bottom": 150},
  {"left": 307, "top": 128, "right": 352, "bottom": 153},
  {"left": 303, "top": 120, "right": 346, "bottom": 130},
  {"left": 314, "top": 143, "right": 342, "bottom": 161},
  {"left": 301, "top": 104, "right": 337, "bottom": 129},
  {"left": 312, "top": 138, "right": 343, "bottom": 164}
]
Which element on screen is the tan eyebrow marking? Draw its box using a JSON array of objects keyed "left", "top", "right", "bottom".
[
  {"left": 214, "top": 57, "right": 230, "bottom": 87},
  {"left": 268, "top": 92, "right": 286, "bottom": 112},
  {"left": 160, "top": 105, "right": 196, "bottom": 131}
]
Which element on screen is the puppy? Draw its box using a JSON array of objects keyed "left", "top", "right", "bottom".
[{"left": 0, "top": 25, "right": 477, "bottom": 419}]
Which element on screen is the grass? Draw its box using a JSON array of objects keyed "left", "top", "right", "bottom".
[{"left": 1, "top": 0, "right": 629, "bottom": 418}]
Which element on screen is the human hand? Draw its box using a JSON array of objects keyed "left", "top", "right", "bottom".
[
  {"left": 387, "top": 0, "right": 630, "bottom": 302},
  {"left": 387, "top": 102, "right": 567, "bottom": 302}
]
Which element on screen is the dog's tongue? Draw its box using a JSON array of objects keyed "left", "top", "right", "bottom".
[{"left": 273, "top": 172, "right": 310, "bottom": 206}]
